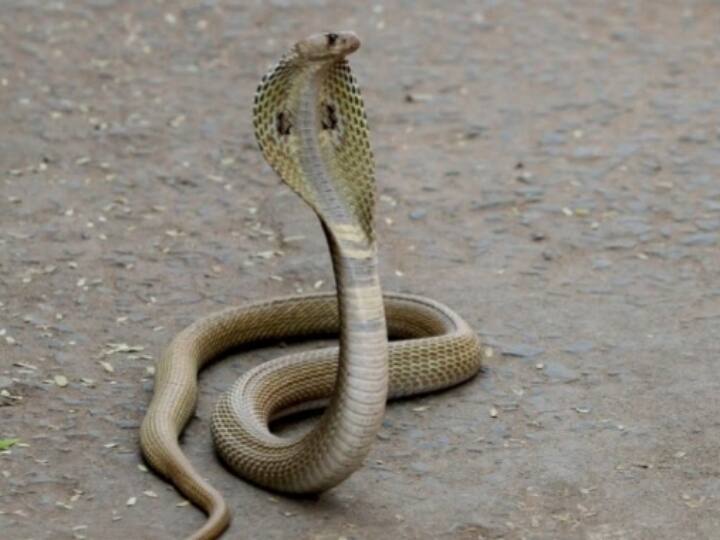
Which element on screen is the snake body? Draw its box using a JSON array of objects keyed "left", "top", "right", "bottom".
[{"left": 140, "top": 32, "right": 483, "bottom": 540}]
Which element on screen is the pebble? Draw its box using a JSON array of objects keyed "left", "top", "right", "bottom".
[
  {"left": 408, "top": 208, "right": 427, "bottom": 220},
  {"left": 464, "top": 125, "right": 487, "bottom": 139}
]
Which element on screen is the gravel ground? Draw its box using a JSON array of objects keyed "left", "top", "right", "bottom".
[{"left": 2, "top": 1, "right": 720, "bottom": 539}]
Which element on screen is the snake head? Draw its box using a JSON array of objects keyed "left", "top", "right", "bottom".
[{"left": 294, "top": 31, "right": 360, "bottom": 62}]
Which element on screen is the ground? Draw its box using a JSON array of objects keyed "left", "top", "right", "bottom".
[{"left": 1, "top": 1, "right": 720, "bottom": 539}]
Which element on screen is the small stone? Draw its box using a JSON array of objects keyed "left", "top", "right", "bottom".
[
  {"left": 169, "top": 114, "right": 186, "bottom": 128},
  {"left": 464, "top": 125, "right": 487, "bottom": 139},
  {"left": 409, "top": 208, "right": 427, "bottom": 220},
  {"left": 516, "top": 170, "right": 534, "bottom": 183}
]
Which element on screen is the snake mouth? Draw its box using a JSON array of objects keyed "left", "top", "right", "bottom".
[
  {"left": 331, "top": 31, "right": 360, "bottom": 55},
  {"left": 295, "top": 31, "right": 361, "bottom": 61}
]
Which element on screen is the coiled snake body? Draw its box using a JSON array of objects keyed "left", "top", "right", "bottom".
[{"left": 140, "top": 32, "right": 483, "bottom": 540}]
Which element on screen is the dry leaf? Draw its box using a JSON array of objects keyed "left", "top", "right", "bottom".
[
  {"left": 98, "top": 361, "right": 114, "bottom": 373},
  {"left": 103, "top": 343, "right": 145, "bottom": 355},
  {"left": 0, "top": 439, "right": 19, "bottom": 451}
]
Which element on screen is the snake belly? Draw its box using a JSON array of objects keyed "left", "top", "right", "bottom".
[{"left": 139, "top": 32, "right": 483, "bottom": 540}]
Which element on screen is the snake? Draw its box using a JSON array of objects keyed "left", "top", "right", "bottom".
[{"left": 139, "top": 31, "right": 483, "bottom": 540}]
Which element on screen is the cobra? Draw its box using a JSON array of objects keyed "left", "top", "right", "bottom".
[{"left": 140, "top": 31, "right": 483, "bottom": 540}]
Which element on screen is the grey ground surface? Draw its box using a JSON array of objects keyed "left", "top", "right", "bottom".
[{"left": 2, "top": 1, "right": 720, "bottom": 539}]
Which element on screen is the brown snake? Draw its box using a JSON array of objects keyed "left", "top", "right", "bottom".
[{"left": 140, "top": 31, "right": 483, "bottom": 539}]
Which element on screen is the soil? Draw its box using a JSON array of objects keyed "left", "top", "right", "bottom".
[{"left": 2, "top": 2, "right": 720, "bottom": 539}]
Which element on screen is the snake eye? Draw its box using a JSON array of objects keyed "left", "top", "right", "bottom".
[{"left": 327, "top": 33, "right": 338, "bottom": 46}]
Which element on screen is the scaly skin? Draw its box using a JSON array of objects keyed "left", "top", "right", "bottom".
[{"left": 140, "top": 32, "right": 483, "bottom": 540}]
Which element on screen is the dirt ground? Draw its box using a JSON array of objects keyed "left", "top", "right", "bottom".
[{"left": 2, "top": 1, "right": 720, "bottom": 539}]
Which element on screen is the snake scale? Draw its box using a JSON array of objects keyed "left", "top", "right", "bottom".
[{"left": 140, "top": 31, "right": 483, "bottom": 540}]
